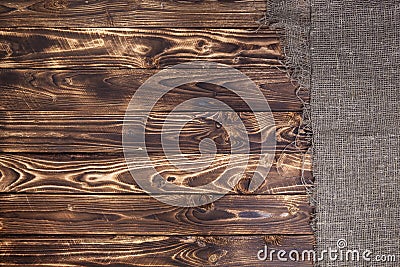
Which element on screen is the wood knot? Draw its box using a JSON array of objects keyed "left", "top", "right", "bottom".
[
  {"left": 64, "top": 77, "right": 73, "bottom": 85},
  {"left": 208, "top": 250, "right": 228, "bottom": 264},
  {"left": 45, "top": 0, "right": 68, "bottom": 11},
  {"left": 196, "top": 40, "right": 212, "bottom": 54},
  {"left": 263, "top": 235, "right": 284, "bottom": 246},
  {"left": 208, "top": 254, "right": 219, "bottom": 263},
  {"left": 232, "top": 57, "right": 241, "bottom": 64},
  {"left": 198, "top": 201, "right": 214, "bottom": 212},
  {"left": 234, "top": 177, "right": 251, "bottom": 194},
  {"left": 288, "top": 205, "right": 299, "bottom": 215},
  {"left": 0, "top": 41, "right": 12, "bottom": 57},
  {"left": 143, "top": 57, "right": 159, "bottom": 69},
  {"left": 166, "top": 176, "right": 176, "bottom": 182}
]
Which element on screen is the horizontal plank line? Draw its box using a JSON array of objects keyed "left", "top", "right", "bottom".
[
  {"left": 0, "top": 64, "right": 288, "bottom": 70},
  {"left": 0, "top": 0, "right": 267, "bottom": 28},
  {"left": 0, "top": 194, "right": 313, "bottom": 235},
  {"left": 1, "top": 109, "right": 303, "bottom": 113},
  {"left": 0, "top": 26, "right": 272, "bottom": 30},
  {"left": 0, "top": 28, "right": 283, "bottom": 69},
  {"left": 0, "top": 192, "right": 309, "bottom": 196},
  {"left": 0, "top": 150, "right": 309, "bottom": 155},
  {"left": 0, "top": 235, "right": 314, "bottom": 266},
  {"left": 0, "top": 68, "right": 306, "bottom": 112},
  {"left": 0, "top": 64, "right": 284, "bottom": 68},
  {"left": 0, "top": 152, "right": 312, "bottom": 194},
  {"left": 0, "top": 111, "right": 310, "bottom": 154},
  {"left": 0, "top": 193, "right": 308, "bottom": 197},
  {"left": 0, "top": 233, "right": 314, "bottom": 238}
]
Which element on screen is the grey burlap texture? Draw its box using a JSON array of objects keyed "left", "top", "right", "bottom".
[
  {"left": 268, "top": 0, "right": 399, "bottom": 266},
  {"left": 311, "top": 1, "right": 400, "bottom": 266}
]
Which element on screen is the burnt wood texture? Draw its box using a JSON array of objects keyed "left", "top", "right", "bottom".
[
  {"left": 0, "top": 195, "right": 312, "bottom": 235},
  {"left": 0, "top": 0, "right": 267, "bottom": 28},
  {"left": 0, "top": 153, "right": 312, "bottom": 194},
  {"left": 0, "top": 235, "right": 314, "bottom": 266},
  {"left": 0, "top": 0, "right": 313, "bottom": 266},
  {"left": 0, "top": 111, "right": 308, "bottom": 153},
  {"left": 0, "top": 69, "right": 307, "bottom": 112},
  {"left": 0, "top": 28, "right": 282, "bottom": 69}
]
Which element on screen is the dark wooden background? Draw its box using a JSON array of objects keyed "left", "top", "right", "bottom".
[{"left": 0, "top": 0, "right": 313, "bottom": 266}]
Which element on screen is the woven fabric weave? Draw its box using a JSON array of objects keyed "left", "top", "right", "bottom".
[
  {"left": 268, "top": 1, "right": 399, "bottom": 266},
  {"left": 311, "top": 1, "right": 400, "bottom": 266}
]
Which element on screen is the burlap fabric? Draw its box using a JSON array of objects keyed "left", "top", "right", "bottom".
[{"left": 268, "top": 1, "right": 400, "bottom": 266}]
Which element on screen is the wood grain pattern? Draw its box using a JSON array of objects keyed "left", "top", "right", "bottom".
[
  {"left": 0, "top": 28, "right": 282, "bottom": 69},
  {"left": 0, "top": 111, "right": 308, "bottom": 153},
  {"left": 0, "top": 69, "right": 307, "bottom": 112},
  {"left": 0, "top": 194, "right": 313, "bottom": 235},
  {"left": 0, "top": 0, "right": 267, "bottom": 28},
  {"left": 0, "top": 0, "right": 314, "bottom": 265},
  {"left": 0, "top": 235, "right": 314, "bottom": 266},
  {"left": 0, "top": 153, "right": 312, "bottom": 194}
]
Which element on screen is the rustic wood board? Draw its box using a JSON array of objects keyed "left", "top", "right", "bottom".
[
  {"left": 0, "top": 111, "right": 308, "bottom": 153},
  {"left": 0, "top": 235, "right": 314, "bottom": 266},
  {"left": 0, "top": 28, "right": 282, "bottom": 69},
  {"left": 0, "top": 0, "right": 267, "bottom": 28},
  {"left": 0, "top": 153, "right": 312, "bottom": 194},
  {"left": 0, "top": 194, "right": 313, "bottom": 235},
  {"left": 0, "top": 0, "right": 314, "bottom": 264},
  {"left": 0, "top": 69, "right": 307, "bottom": 112}
]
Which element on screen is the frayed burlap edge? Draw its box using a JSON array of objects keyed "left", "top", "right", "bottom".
[{"left": 264, "top": 0, "right": 316, "bottom": 253}]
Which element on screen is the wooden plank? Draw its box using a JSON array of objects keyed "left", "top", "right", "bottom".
[
  {"left": 0, "top": 194, "right": 313, "bottom": 235},
  {"left": 0, "top": 153, "right": 312, "bottom": 194},
  {"left": 0, "top": 28, "right": 282, "bottom": 69},
  {"left": 0, "top": 0, "right": 267, "bottom": 28},
  {"left": 0, "top": 111, "right": 309, "bottom": 153},
  {"left": 0, "top": 69, "right": 306, "bottom": 112},
  {"left": 0, "top": 235, "right": 314, "bottom": 266}
]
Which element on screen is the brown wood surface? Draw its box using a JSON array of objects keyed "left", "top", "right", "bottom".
[
  {"left": 0, "top": 111, "right": 308, "bottom": 153},
  {"left": 0, "top": 153, "right": 312, "bottom": 194},
  {"left": 0, "top": 194, "right": 313, "bottom": 235},
  {"left": 0, "top": 1, "right": 314, "bottom": 265},
  {"left": 0, "top": 28, "right": 282, "bottom": 69},
  {"left": 0, "top": 0, "right": 267, "bottom": 28},
  {"left": 0, "top": 69, "right": 307, "bottom": 112},
  {"left": 0, "top": 235, "right": 314, "bottom": 266}
]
